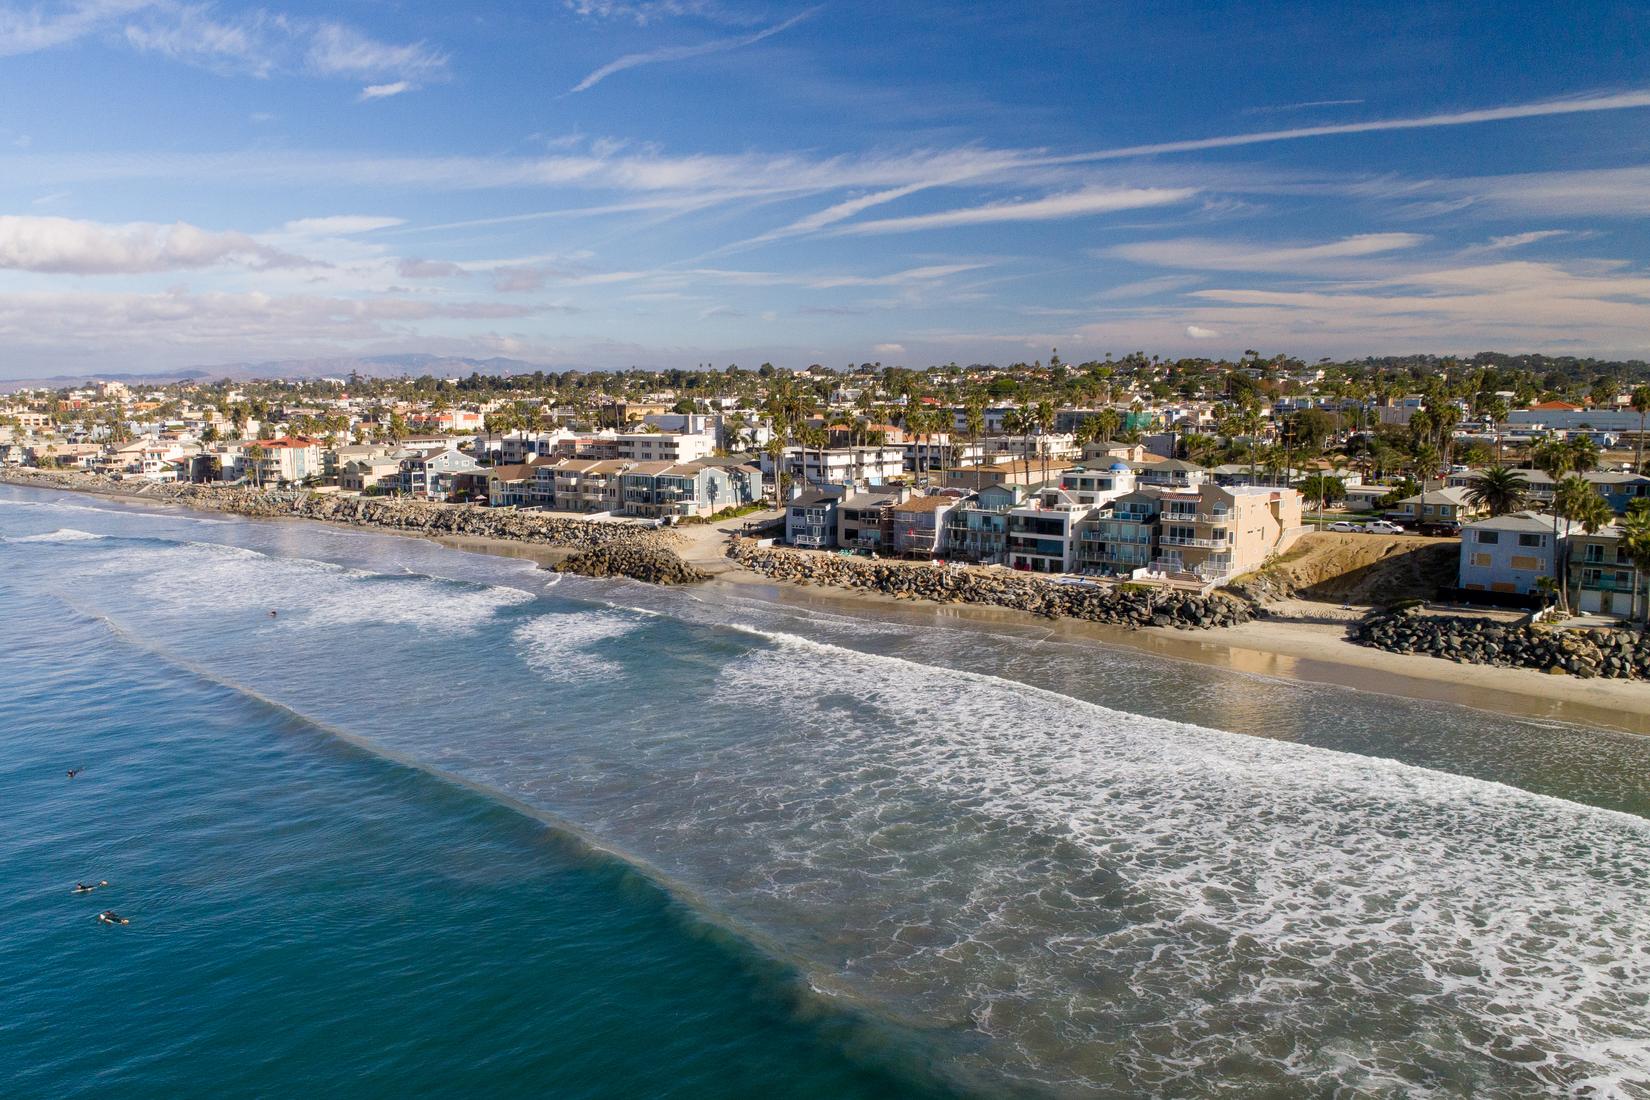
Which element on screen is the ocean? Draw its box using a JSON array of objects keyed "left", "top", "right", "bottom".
[{"left": 3, "top": 483, "right": 1648, "bottom": 1098}]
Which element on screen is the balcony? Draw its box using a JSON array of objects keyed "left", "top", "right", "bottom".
[
  {"left": 793, "top": 534, "right": 832, "bottom": 549},
  {"left": 1576, "top": 575, "right": 1639, "bottom": 593},
  {"left": 1161, "top": 534, "right": 1232, "bottom": 548}
]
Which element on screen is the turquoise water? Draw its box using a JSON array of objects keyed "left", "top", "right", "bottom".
[{"left": 3, "top": 485, "right": 1650, "bottom": 1097}]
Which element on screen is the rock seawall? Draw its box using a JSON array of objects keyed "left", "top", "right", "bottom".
[
  {"left": 727, "top": 539, "right": 1255, "bottom": 629},
  {"left": 554, "top": 545, "right": 709, "bottom": 585},
  {"left": 1355, "top": 606, "right": 1650, "bottom": 679},
  {"left": 0, "top": 469, "right": 703, "bottom": 581}
]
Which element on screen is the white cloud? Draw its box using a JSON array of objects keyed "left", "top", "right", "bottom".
[
  {"left": 396, "top": 257, "right": 465, "bottom": 279},
  {"left": 1061, "top": 89, "right": 1650, "bottom": 164},
  {"left": 359, "top": 80, "right": 412, "bottom": 100},
  {"left": 1241, "top": 98, "right": 1365, "bottom": 115},
  {"left": 306, "top": 22, "right": 446, "bottom": 81},
  {"left": 1093, "top": 274, "right": 1204, "bottom": 300},
  {"left": 567, "top": 6, "right": 817, "bottom": 93},
  {"left": 122, "top": 4, "right": 277, "bottom": 76},
  {"left": 872, "top": 342, "right": 905, "bottom": 355},
  {"left": 563, "top": 0, "right": 726, "bottom": 25},
  {"left": 835, "top": 186, "right": 1197, "bottom": 235},
  {"left": 1, "top": 3, "right": 447, "bottom": 91},
  {"left": 1475, "top": 230, "right": 1569, "bottom": 251},
  {"left": 281, "top": 215, "right": 404, "bottom": 236},
  {"left": 1108, "top": 232, "right": 1426, "bottom": 272},
  {"left": 0, "top": 0, "right": 149, "bottom": 58},
  {"left": 0, "top": 214, "right": 306, "bottom": 274},
  {"left": 1185, "top": 324, "right": 1220, "bottom": 339}
]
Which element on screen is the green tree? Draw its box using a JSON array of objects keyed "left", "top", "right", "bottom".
[
  {"left": 1553, "top": 476, "right": 1613, "bottom": 611},
  {"left": 1621, "top": 501, "right": 1650, "bottom": 622},
  {"left": 1463, "top": 466, "right": 1528, "bottom": 517}
]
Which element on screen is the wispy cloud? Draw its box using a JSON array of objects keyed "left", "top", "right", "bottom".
[
  {"left": 567, "top": 6, "right": 818, "bottom": 94},
  {"left": 1241, "top": 98, "right": 1365, "bottom": 115},
  {"left": 1062, "top": 89, "right": 1650, "bottom": 163},
  {"left": 563, "top": 0, "right": 735, "bottom": 26},
  {"left": 835, "top": 186, "right": 1196, "bottom": 235},
  {"left": 2, "top": 2, "right": 447, "bottom": 92},
  {"left": 1108, "top": 232, "right": 1427, "bottom": 272},
  {"left": 360, "top": 80, "right": 413, "bottom": 100}
]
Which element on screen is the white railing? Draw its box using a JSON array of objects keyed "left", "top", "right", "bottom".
[{"left": 1160, "top": 534, "right": 1231, "bottom": 548}]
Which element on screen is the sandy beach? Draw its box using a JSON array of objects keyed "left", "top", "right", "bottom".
[
  {"left": 668, "top": 520, "right": 1650, "bottom": 735},
  {"left": 13, "top": 478, "right": 1650, "bottom": 735}
]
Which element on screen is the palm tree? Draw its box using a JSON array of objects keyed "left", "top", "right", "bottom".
[
  {"left": 1553, "top": 476, "right": 1612, "bottom": 611},
  {"left": 1484, "top": 394, "right": 1510, "bottom": 464},
  {"left": 764, "top": 437, "right": 788, "bottom": 506},
  {"left": 1621, "top": 502, "right": 1650, "bottom": 622},
  {"left": 1094, "top": 407, "right": 1122, "bottom": 443},
  {"left": 963, "top": 398, "right": 986, "bottom": 492},
  {"left": 1002, "top": 407, "right": 1035, "bottom": 482},
  {"left": 1633, "top": 386, "right": 1650, "bottom": 473},
  {"left": 1033, "top": 399, "right": 1056, "bottom": 486},
  {"left": 1567, "top": 433, "right": 1600, "bottom": 475},
  {"left": 1464, "top": 466, "right": 1528, "bottom": 517}
]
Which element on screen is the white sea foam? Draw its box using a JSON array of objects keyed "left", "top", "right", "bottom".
[
  {"left": 624, "top": 626, "right": 1650, "bottom": 1096},
  {"left": 512, "top": 611, "right": 641, "bottom": 681},
  {"left": 90, "top": 536, "right": 532, "bottom": 635},
  {"left": 7, "top": 527, "right": 105, "bottom": 542}
]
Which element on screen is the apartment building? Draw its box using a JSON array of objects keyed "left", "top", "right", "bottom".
[
  {"left": 536, "top": 459, "right": 632, "bottom": 513},
  {"left": 619, "top": 461, "right": 754, "bottom": 519},
  {"left": 1076, "top": 489, "right": 1161, "bottom": 577},
  {"left": 761, "top": 446, "right": 905, "bottom": 488},
  {"left": 1007, "top": 486, "right": 1092, "bottom": 573},
  {"left": 615, "top": 431, "right": 716, "bottom": 464},
  {"left": 1148, "top": 483, "right": 1304, "bottom": 585}
]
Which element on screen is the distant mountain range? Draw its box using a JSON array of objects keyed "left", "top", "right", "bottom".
[{"left": 0, "top": 354, "right": 556, "bottom": 393}]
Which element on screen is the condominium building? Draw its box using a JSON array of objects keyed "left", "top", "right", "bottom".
[
  {"left": 761, "top": 446, "right": 905, "bottom": 488},
  {"left": 890, "top": 494, "right": 960, "bottom": 558},
  {"left": 1007, "top": 486, "right": 1093, "bottom": 573},
  {"left": 615, "top": 431, "right": 716, "bottom": 464},
  {"left": 1147, "top": 483, "right": 1304, "bottom": 585},
  {"left": 786, "top": 486, "right": 846, "bottom": 549}
]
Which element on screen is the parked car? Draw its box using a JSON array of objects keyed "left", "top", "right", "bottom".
[
  {"left": 1418, "top": 520, "right": 1463, "bottom": 537},
  {"left": 1362, "top": 520, "right": 1404, "bottom": 534},
  {"left": 1325, "top": 520, "right": 1362, "bottom": 532}
]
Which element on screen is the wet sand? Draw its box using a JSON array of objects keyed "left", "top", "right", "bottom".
[{"left": 694, "top": 552, "right": 1650, "bottom": 736}]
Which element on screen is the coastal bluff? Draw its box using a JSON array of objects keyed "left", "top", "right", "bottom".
[
  {"left": 0, "top": 468, "right": 685, "bottom": 563},
  {"left": 726, "top": 539, "right": 1257, "bottom": 629}
]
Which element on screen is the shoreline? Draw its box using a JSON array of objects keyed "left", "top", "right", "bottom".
[
  {"left": 9, "top": 475, "right": 1650, "bottom": 735},
  {"left": 688, "top": 548, "right": 1650, "bottom": 736}
]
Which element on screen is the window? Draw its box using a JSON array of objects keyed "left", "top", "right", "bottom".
[
  {"left": 1471, "top": 553, "right": 1492, "bottom": 567},
  {"left": 1517, "top": 533, "right": 1544, "bottom": 548},
  {"left": 1477, "top": 530, "right": 1499, "bottom": 544}
]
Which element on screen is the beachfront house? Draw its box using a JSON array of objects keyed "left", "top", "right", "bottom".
[
  {"left": 1568, "top": 524, "right": 1646, "bottom": 619},
  {"left": 1076, "top": 489, "right": 1161, "bottom": 576},
  {"left": 1007, "top": 486, "right": 1092, "bottom": 573},
  {"left": 397, "top": 445, "right": 481, "bottom": 500},
  {"left": 786, "top": 486, "right": 846, "bottom": 549},
  {"left": 1458, "top": 511, "right": 1571, "bottom": 596},
  {"left": 890, "top": 494, "right": 959, "bottom": 558},
  {"left": 837, "top": 485, "right": 912, "bottom": 552},
  {"left": 944, "top": 483, "right": 1025, "bottom": 564}
]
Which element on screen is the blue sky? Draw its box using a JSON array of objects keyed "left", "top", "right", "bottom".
[{"left": 0, "top": 0, "right": 1648, "bottom": 376}]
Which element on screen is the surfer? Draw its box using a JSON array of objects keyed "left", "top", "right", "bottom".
[
  {"left": 66, "top": 767, "right": 82, "bottom": 779},
  {"left": 96, "top": 911, "right": 128, "bottom": 925},
  {"left": 73, "top": 881, "right": 109, "bottom": 894}
]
